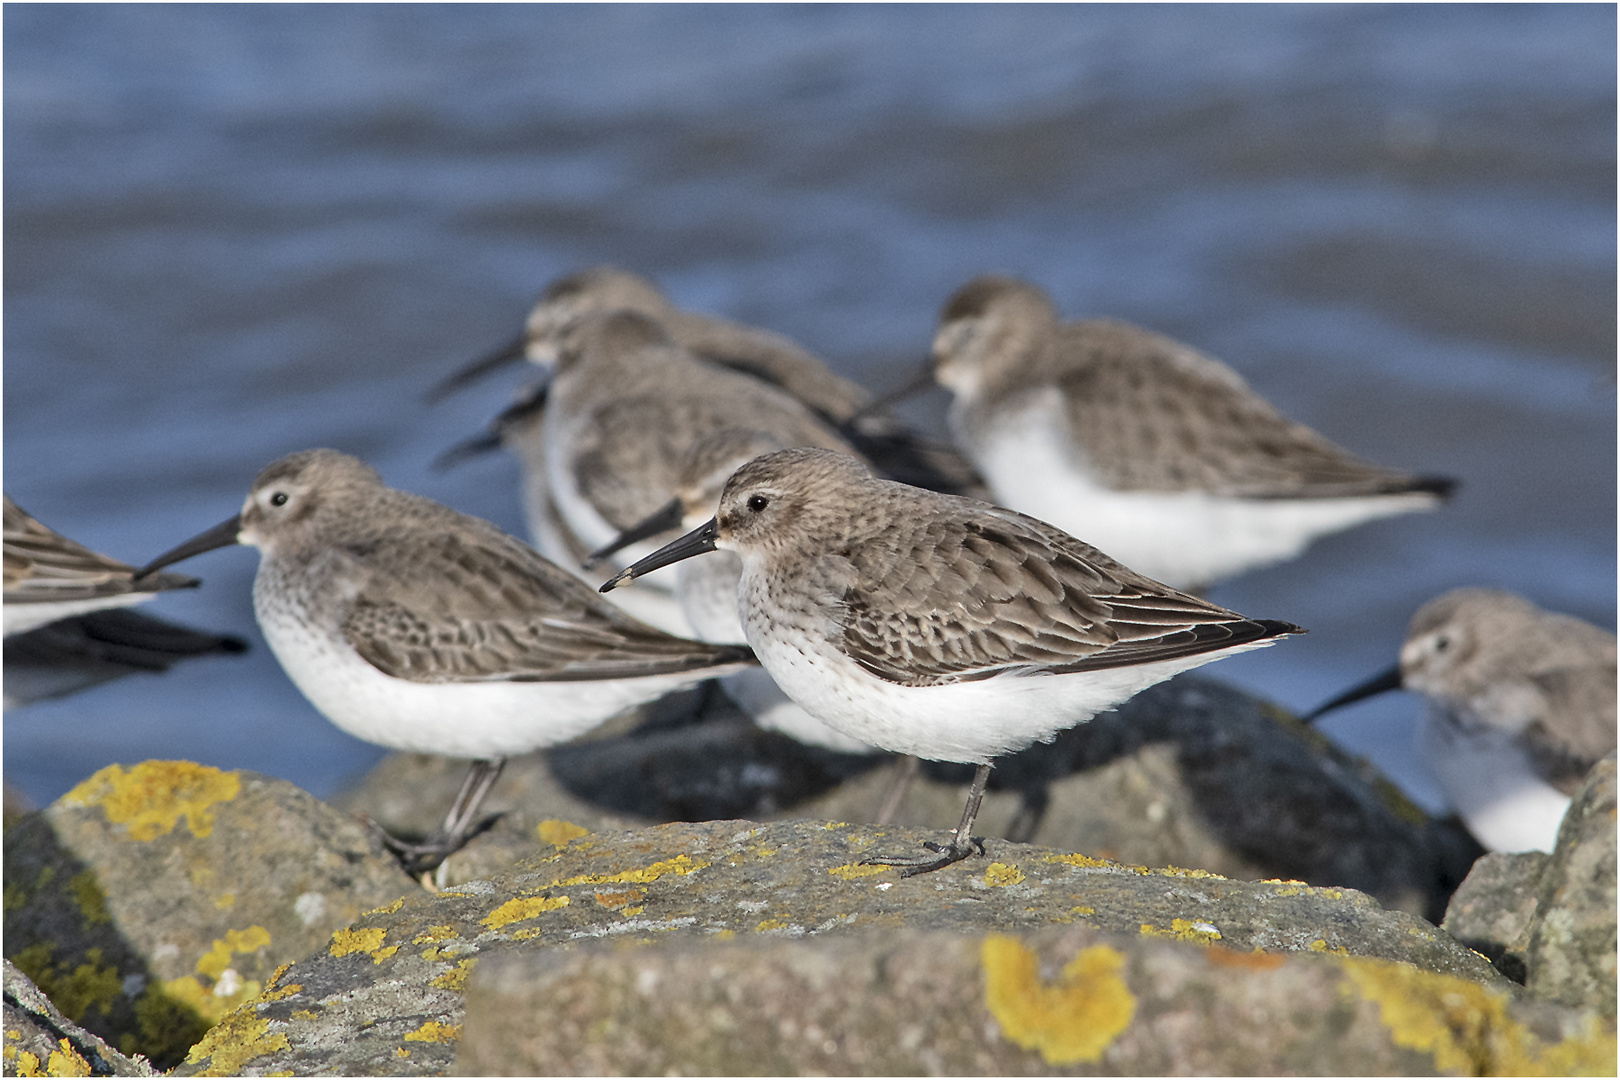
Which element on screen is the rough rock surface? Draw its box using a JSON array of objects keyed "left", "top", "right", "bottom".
[
  {"left": 172, "top": 816, "right": 1528, "bottom": 1076},
  {"left": 457, "top": 927, "right": 1615, "bottom": 1076},
  {"left": 1526, "top": 753, "right": 1616, "bottom": 1016},
  {"left": 4, "top": 960, "right": 157, "bottom": 1077},
  {"left": 3, "top": 762, "right": 417, "bottom": 1069},
  {"left": 338, "top": 676, "right": 1482, "bottom": 918},
  {"left": 1442, "top": 850, "right": 1546, "bottom": 985}
]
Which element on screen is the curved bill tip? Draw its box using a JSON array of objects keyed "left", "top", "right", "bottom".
[
  {"left": 425, "top": 333, "right": 528, "bottom": 403},
  {"left": 1302, "top": 665, "right": 1405, "bottom": 724},
  {"left": 582, "top": 496, "right": 685, "bottom": 571},
  {"left": 599, "top": 518, "right": 718, "bottom": 592},
  {"left": 134, "top": 514, "right": 244, "bottom": 580}
]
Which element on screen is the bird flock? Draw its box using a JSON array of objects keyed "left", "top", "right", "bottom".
[{"left": 7, "top": 266, "right": 1613, "bottom": 876}]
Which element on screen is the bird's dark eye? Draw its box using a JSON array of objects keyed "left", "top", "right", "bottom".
[
  {"left": 270, "top": 492, "right": 289, "bottom": 507},
  {"left": 1434, "top": 635, "right": 1450, "bottom": 653},
  {"left": 746, "top": 494, "right": 769, "bottom": 513}
]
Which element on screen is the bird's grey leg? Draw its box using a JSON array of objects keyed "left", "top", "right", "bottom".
[
  {"left": 865, "top": 761, "right": 991, "bottom": 877},
  {"left": 373, "top": 757, "right": 508, "bottom": 876}
]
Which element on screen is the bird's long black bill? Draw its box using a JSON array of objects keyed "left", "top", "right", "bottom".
[
  {"left": 1302, "top": 665, "right": 1405, "bottom": 724},
  {"left": 600, "top": 518, "right": 718, "bottom": 592},
  {"left": 426, "top": 333, "right": 528, "bottom": 403},
  {"left": 846, "top": 361, "right": 937, "bottom": 423},
  {"left": 134, "top": 515, "right": 243, "bottom": 580},
  {"left": 582, "top": 497, "right": 685, "bottom": 571},
  {"left": 431, "top": 379, "right": 551, "bottom": 473}
]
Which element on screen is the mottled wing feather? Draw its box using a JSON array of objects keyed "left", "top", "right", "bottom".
[
  {"left": 342, "top": 526, "right": 750, "bottom": 683},
  {"left": 3, "top": 495, "right": 198, "bottom": 601},
  {"left": 1057, "top": 321, "right": 1441, "bottom": 497},
  {"left": 839, "top": 502, "right": 1290, "bottom": 686}
]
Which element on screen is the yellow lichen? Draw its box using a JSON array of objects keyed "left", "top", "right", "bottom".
[
  {"left": 430, "top": 959, "right": 478, "bottom": 992},
  {"left": 67, "top": 872, "right": 110, "bottom": 927},
  {"left": 1154, "top": 865, "right": 1226, "bottom": 880},
  {"left": 1071, "top": 906, "right": 1095, "bottom": 917},
  {"left": 622, "top": 905, "right": 645, "bottom": 917},
  {"left": 1139, "top": 919, "right": 1222, "bottom": 945},
  {"left": 1340, "top": 955, "right": 1618, "bottom": 1075},
  {"left": 40, "top": 948, "right": 120, "bottom": 1024},
  {"left": 1274, "top": 886, "right": 1304, "bottom": 897},
  {"left": 402, "top": 1020, "right": 461, "bottom": 1044},
  {"left": 196, "top": 926, "right": 272, "bottom": 979},
  {"left": 328, "top": 927, "right": 388, "bottom": 958},
  {"left": 45, "top": 1039, "right": 91, "bottom": 1077},
  {"left": 8, "top": 1050, "right": 41, "bottom": 1077},
  {"left": 214, "top": 893, "right": 236, "bottom": 910},
  {"left": 181, "top": 1004, "right": 289, "bottom": 1077},
  {"left": 1043, "top": 852, "right": 1111, "bottom": 869},
  {"left": 369, "top": 946, "right": 399, "bottom": 965},
  {"left": 1309, "top": 939, "right": 1349, "bottom": 956},
  {"left": 364, "top": 897, "right": 405, "bottom": 917},
  {"left": 483, "top": 894, "right": 570, "bottom": 929},
  {"left": 536, "top": 819, "right": 590, "bottom": 846},
  {"left": 713, "top": 929, "right": 736, "bottom": 941},
  {"left": 982, "top": 935, "right": 1135, "bottom": 1065},
  {"left": 412, "top": 925, "right": 459, "bottom": 945},
  {"left": 755, "top": 918, "right": 790, "bottom": 932},
  {"left": 159, "top": 974, "right": 262, "bottom": 1026},
  {"left": 62, "top": 761, "right": 240, "bottom": 841},
  {"left": 553, "top": 854, "right": 709, "bottom": 887},
  {"left": 395, "top": 1047, "right": 411, "bottom": 1059},
  {"left": 827, "top": 863, "right": 888, "bottom": 880},
  {"left": 983, "top": 863, "right": 1025, "bottom": 887},
  {"left": 290, "top": 1010, "right": 318, "bottom": 1022}
]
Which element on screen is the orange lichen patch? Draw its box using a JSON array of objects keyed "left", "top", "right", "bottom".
[
  {"left": 196, "top": 926, "right": 272, "bottom": 980},
  {"left": 181, "top": 1002, "right": 289, "bottom": 1077},
  {"left": 1139, "top": 919, "right": 1222, "bottom": 945},
  {"left": 402, "top": 1020, "right": 461, "bottom": 1044},
  {"left": 329, "top": 928, "right": 388, "bottom": 958},
  {"left": 430, "top": 959, "right": 478, "bottom": 993},
  {"left": 536, "top": 819, "right": 590, "bottom": 846},
  {"left": 827, "top": 863, "right": 888, "bottom": 881},
  {"left": 983, "top": 863, "right": 1026, "bottom": 887},
  {"left": 982, "top": 935, "right": 1135, "bottom": 1065},
  {"left": 62, "top": 761, "right": 240, "bottom": 841},
  {"left": 413, "top": 925, "right": 459, "bottom": 945},
  {"left": 593, "top": 888, "right": 646, "bottom": 909},
  {"left": 1206, "top": 946, "right": 1286, "bottom": 971},
  {"left": 483, "top": 895, "right": 570, "bottom": 929},
  {"left": 553, "top": 855, "right": 709, "bottom": 887},
  {"left": 1043, "top": 852, "right": 1111, "bottom": 870},
  {"left": 1340, "top": 955, "right": 1618, "bottom": 1076}
]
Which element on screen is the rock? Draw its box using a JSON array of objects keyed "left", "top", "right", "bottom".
[
  {"left": 1527, "top": 753, "right": 1616, "bottom": 1016},
  {"left": 456, "top": 927, "right": 1614, "bottom": 1076},
  {"left": 3, "top": 761, "right": 418, "bottom": 1069},
  {"left": 337, "top": 676, "right": 1482, "bottom": 919},
  {"left": 1441, "top": 851, "right": 1546, "bottom": 984},
  {"left": 171, "top": 816, "right": 1525, "bottom": 1076},
  {"left": 4, "top": 959, "right": 157, "bottom": 1077}
]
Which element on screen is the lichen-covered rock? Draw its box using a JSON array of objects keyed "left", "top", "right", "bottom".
[
  {"left": 2, "top": 762, "right": 418, "bottom": 1069},
  {"left": 338, "top": 676, "right": 1482, "bottom": 918},
  {"left": 456, "top": 927, "right": 1615, "bottom": 1076},
  {"left": 1527, "top": 753, "right": 1616, "bottom": 1017},
  {"left": 4, "top": 959, "right": 157, "bottom": 1077},
  {"left": 172, "top": 816, "right": 1516, "bottom": 1076},
  {"left": 1441, "top": 850, "right": 1546, "bottom": 984}
]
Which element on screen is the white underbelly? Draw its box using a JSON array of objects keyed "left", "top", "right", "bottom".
[
  {"left": 255, "top": 604, "right": 718, "bottom": 760},
  {"left": 962, "top": 395, "right": 1436, "bottom": 589},
  {"left": 1419, "top": 710, "right": 1571, "bottom": 854},
  {"left": 4, "top": 592, "right": 151, "bottom": 637}
]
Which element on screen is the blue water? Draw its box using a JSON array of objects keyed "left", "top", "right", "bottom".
[{"left": 6, "top": 5, "right": 1615, "bottom": 814}]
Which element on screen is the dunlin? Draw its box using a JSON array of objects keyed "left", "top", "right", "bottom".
[
  {"left": 1306, "top": 587, "right": 1616, "bottom": 853},
  {"left": 604, "top": 448, "right": 1303, "bottom": 875},
  {"left": 586, "top": 428, "right": 878, "bottom": 758},
  {"left": 137, "top": 449, "right": 754, "bottom": 872},
  {"left": 5, "top": 494, "right": 201, "bottom": 636},
  {"left": 3, "top": 494, "right": 246, "bottom": 706},
  {"left": 911, "top": 275, "right": 1454, "bottom": 591},
  {"left": 432, "top": 265, "right": 984, "bottom": 490}
]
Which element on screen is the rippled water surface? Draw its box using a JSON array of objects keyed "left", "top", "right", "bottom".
[{"left": 6, "top": 5, "right": 1615, "bottom": 812}]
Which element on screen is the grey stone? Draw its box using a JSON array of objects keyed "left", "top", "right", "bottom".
[
  {"left": 4, "top": 959, "right": 157, "bottom": 1077},
  {"left": 172, "top": 816, "right": 1521, "bottom": 1076},
  {"left": 1441, "top": 850, "right": 1547, "bottom": 984},
  {"left": 3, "top": 762, "right": 417, "bottom": 1070},
  {"left": 1527, "top": 753, "right": 1616, "bottom": 1016}
]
